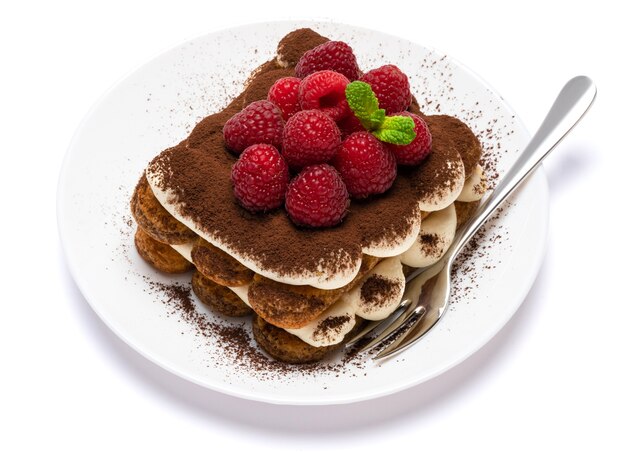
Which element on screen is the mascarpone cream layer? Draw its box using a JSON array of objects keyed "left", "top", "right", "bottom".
[
  {"left": 457, "top": 164, "right": 488, "bottom": 202},
  {"left": 400, "top": 204, "right": 457, "bottom": 267},
  {"left": 361, "top": 214, "right": 422, "bottom": 257},
  {"left": 418, "top": 155, "right": 466, "bottom": 212}
]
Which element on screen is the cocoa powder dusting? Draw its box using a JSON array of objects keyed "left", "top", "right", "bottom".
[
  {"left": 240, "top": 64, "right": 294, "bottom": 107},
  {"left": 149, "top": 27, "right": 431, "bottom": 281},
  {"left": 426, "top": 114, "right": 482, "bottom": 173},
  {"left": 360, "top": 275, "right": 401, "bottom": 310},
  {"left": 420, "top": 233, "right": 442, "bottom": 257},
  {"left": 313, "top": 315, "right": 351, "bottom": 342},
  {"left": 276, "top": 28, "right": 329, "bottom": 66}
]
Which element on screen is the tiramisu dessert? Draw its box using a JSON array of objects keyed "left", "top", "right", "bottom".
[{"left": 130, "top": 29, "right": 487, "bottom": 363}]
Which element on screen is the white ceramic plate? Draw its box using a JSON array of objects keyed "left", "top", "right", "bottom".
[{"left": 58, "top": 21, "right": 548, "bottom": 405}]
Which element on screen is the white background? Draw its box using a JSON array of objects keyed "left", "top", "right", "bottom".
[{"left": 1, "top": 1, "right": 624, "bottom": 450}]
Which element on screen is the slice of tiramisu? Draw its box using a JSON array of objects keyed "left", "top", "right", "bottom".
[{"left": 131, "top": 28, "right": 487, "bottom": 363}]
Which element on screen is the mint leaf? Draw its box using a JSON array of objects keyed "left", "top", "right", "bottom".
[
  {"left": 368, "top": 109, "right": 386, "bottom": 129},
  {"left": 345, "top": 81, "right": 385, "bottom": 130},
  {"left": 371, "top": 116, "right": 416, "bottom": 145},
  {"left": 345, "top": 81, "right": 417, "bottom": 146}
]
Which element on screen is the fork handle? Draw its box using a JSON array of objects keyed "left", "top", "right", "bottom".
[{"left": 448, "top": 76, "right": 596, "bottom": 263}]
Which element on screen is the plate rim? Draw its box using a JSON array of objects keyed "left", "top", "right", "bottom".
[{"left": 57, "top": 19, "right": 549, "bottom": 405}]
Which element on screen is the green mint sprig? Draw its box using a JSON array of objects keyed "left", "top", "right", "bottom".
[{"left": 345, "top": 81, "right": 416, "bottom": 145}]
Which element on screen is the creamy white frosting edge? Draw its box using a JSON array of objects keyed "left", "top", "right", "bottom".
[
  {"left": 457, "top": 164, "right": 487, "bottom": 202},
  {"left": 419, "top": 157, "right": 466, "bottom": 212},
  {"left": 400, "top": 204, "right": 457, "bottom": 267},
  {"left": 362, "top": 214, "right": 422, "bottom": 257}
]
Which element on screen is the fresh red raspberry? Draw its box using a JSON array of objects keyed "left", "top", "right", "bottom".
[
  {"left": 333, "top": 131, "right": 397, "bottom": 199},
  {"left": 385, "top": 112, "right": 432, "bottom": 165},
  {"left": 282, "top": 110, "right": 342, "bottom": 170},
  {"left": 230, "top": 144, "right": 289, "bottom": 212},
  {"left": 267, "top": 77, "right": 301, "bottom": 120},
  {"left": 223, "top": 100, "right": 284, "bottom": 154},
  {"left": 337, "top": 111, "right": 365, "bottom": 138},
  {"left": 299, "top": 70, "right": 350, "bottom": 122},
  {"left": 285, "top": 164, "right": 349, "bottom": 228},
  {"left": 360, "top": 65, "right": 411, "bottom": 114},
  {"left": 295, "top": 41, "right": 360, "bottom": 81}
]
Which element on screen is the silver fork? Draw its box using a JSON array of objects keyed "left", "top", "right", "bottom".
[{"left": 347, "top": 76, "right": 597, "bottom": 360}]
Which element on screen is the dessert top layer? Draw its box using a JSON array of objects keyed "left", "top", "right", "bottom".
[{"left": 145, "top": 28, "right": 477, "bottom": 290}]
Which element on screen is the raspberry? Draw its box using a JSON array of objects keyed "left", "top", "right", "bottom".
[
  {"left": 285, "top": 164, "right": 349, "bottom": 228},
  {"left": 385, "top": 112, "right": 432, "bottom": 165},
  {"left": 267, "top": 77, "right": 301, "bottom": 120},
  {"left": 333, "top": 131, "right": 397, "bottom": 199},
  {"left": 282, "top": 110, "right": 342, "bottom": 170},
  {"left": 223, "top": 100, "right": 284, "bottom": 154},
  {"left": 230, "top": 144, "right": 289, "bottom": 212},
  {"left": 299, "top": 70, "right": 350, "bottom": 122},
  {"left": 360, "top": 65, "right": 411, "bottom": 114},
  {"left": 295, "top": 40, "right": 360, "bottom": 81},
  {"left": 337, "top": 111, "right": 365, "bottom": 138}
]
